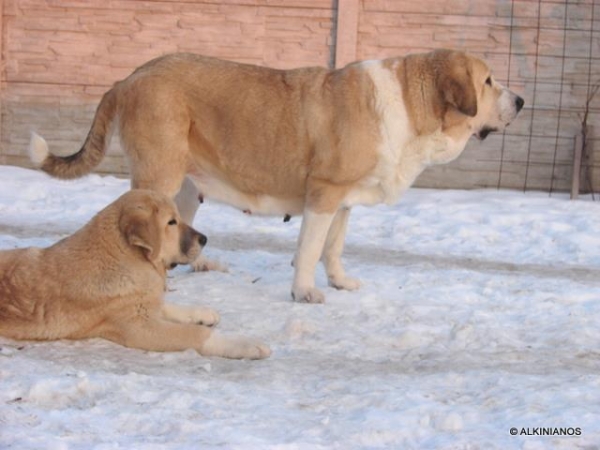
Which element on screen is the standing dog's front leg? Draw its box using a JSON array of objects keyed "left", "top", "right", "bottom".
[
  {"left": 321, "top": 207, "right": 361, "bottom": 291},
  {"left": 292, "top": 209, "right": 336, "bottom": 303}
]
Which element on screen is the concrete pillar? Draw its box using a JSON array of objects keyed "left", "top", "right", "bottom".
[{"left": 335, "top": 0, "right": 359, "bottom": 68}]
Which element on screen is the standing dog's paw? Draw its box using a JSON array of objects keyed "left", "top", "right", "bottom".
[
  {"left": 328, "top": 276, "right": 361, "bottom": 291},
  {"left": 291, "top": 286, "right": 325, "bottom": 304}
]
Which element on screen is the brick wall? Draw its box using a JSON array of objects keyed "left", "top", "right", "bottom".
[
  {"left": 1, "top": 0, "right": 598, "bottom": 193},
  {"left": 1, "top": 0, "right": 336, "bottom": 173}
]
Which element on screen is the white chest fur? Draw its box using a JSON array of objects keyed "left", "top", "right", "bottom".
[{"left": 343, "top": 61, "right": 466, "bottom": 208}]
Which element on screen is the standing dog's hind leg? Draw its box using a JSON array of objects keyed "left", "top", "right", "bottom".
[
  {"left": 174, "top": 176, "right": 201, "bottom": 225},
  {"left": 175, "top": 177, "right": 228, "bottom": 272}
]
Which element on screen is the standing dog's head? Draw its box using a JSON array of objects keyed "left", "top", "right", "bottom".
[
  {"left": 117, "top": 190, "right": 206, "bottom": 269},
  {"left": 430, "top": 49, "right": 524, "bottom": 139}
]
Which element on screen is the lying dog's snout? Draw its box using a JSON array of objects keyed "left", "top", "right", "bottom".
[
  {"left": 515, "top": 96, "right": 524, "bottom": 112},
  {"left": 180, "top": 224, "right": 206, "bottom": 256}
]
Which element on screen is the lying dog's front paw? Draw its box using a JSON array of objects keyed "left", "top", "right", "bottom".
[
  {"left": 200, "top": 333, "right": 271, "bottom": 360},
  {"left": 191, "top": 255, "right": 229, "bottom": 273},
  {"left": 291, "top": 286, "right": 325, "bottom": 304},
  {"left": 162, "top": 303, "right": 221, "bottom": 326},
  {"left": 328, "top": 276, "right": 361, "bottom": 291},
  {"left": 241, "top": 340, "right": 272, "bottom": 360},
  {"left": 190, "top": 307, "right": 220, "bottom": 327}
]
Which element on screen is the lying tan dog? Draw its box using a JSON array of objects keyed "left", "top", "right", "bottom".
[
  {"left": 0, "top": 190, "right": 270, "bottom": 359},
  {"left": 30, "top": 49, "right": 524, "bottom": 303}
]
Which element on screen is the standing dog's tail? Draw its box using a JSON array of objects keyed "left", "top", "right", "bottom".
[{"left": 29, "top": 87, "right": 118, "bottom": 179}]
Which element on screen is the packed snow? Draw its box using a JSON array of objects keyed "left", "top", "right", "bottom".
[{"left": 0, "top": 165, "right": 599, "bottom": 449}]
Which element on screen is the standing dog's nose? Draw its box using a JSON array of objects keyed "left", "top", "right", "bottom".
[{"left": 515, "top": 96, "right": 524, "bottom": 112}]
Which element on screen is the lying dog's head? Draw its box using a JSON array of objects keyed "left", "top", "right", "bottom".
[
  {"left": 117, "top": 190, "right": 206, "bottom": 269},
  {"left": 430, "top": 49, "right": 524, "bottom": 139}
]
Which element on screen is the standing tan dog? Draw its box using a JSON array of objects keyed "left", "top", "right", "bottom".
[
  {"left": 30, "top": 49, "right": 524, "bottom": 303},
  {"left": 0, "top": 190, "right": 270, "bottom": 359}
]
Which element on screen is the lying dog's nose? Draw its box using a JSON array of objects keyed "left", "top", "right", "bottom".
[
  {"left": 515, "top": 96, "right": 524, "bottom": 112},
  {"left": 198, "top": 233, "right": 207, "bottom": 247}
]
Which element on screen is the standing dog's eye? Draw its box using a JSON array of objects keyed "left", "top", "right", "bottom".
[
  {"left": 485, "top": 76, "right": 492, "bottom": 86},
  {"left": 168, "top": 219, "right": 177, "bottom": 226}
]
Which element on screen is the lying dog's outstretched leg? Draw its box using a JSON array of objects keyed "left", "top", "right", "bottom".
[
  {"left": 201, "top": 332, "right": 272, "bottom": 360},
  {"left": 112, "top": 318, "right": 270, "bottom": 360},
  {"left": 162, "top": 302, "right": 220, "bottom": 327},
  {"left": 321, "top": 207, "right": 361, "bottom": 291}
]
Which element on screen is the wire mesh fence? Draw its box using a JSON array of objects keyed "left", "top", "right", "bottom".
[{"left": 498, "top": 0, "right": 598, "bottom": 196}]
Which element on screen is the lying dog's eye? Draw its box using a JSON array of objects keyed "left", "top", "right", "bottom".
[
  {"left": 168, "top": 219, "right": 177, "bottom": 226},
  {"left": 485, "top": 76, "right": 492, "bottom": 86}
]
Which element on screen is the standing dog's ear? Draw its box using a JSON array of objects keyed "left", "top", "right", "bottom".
[
  {"left": 120, "top": 205, "right": 162, "bottom": 262},
  {"left": 437, "top": 52, "right": 478, "bottom": 117}
]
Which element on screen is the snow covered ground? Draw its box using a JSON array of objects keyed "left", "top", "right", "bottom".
[{"left": 0, "top": 165, "right": 599, "bottom": 449}]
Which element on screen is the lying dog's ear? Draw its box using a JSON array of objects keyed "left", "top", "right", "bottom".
[
  {"left": 437, "top": 53, "right": 478, "bottom": 117},
  {"left": 120, "top": 206, "right": 162, "bottom": 261}
]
